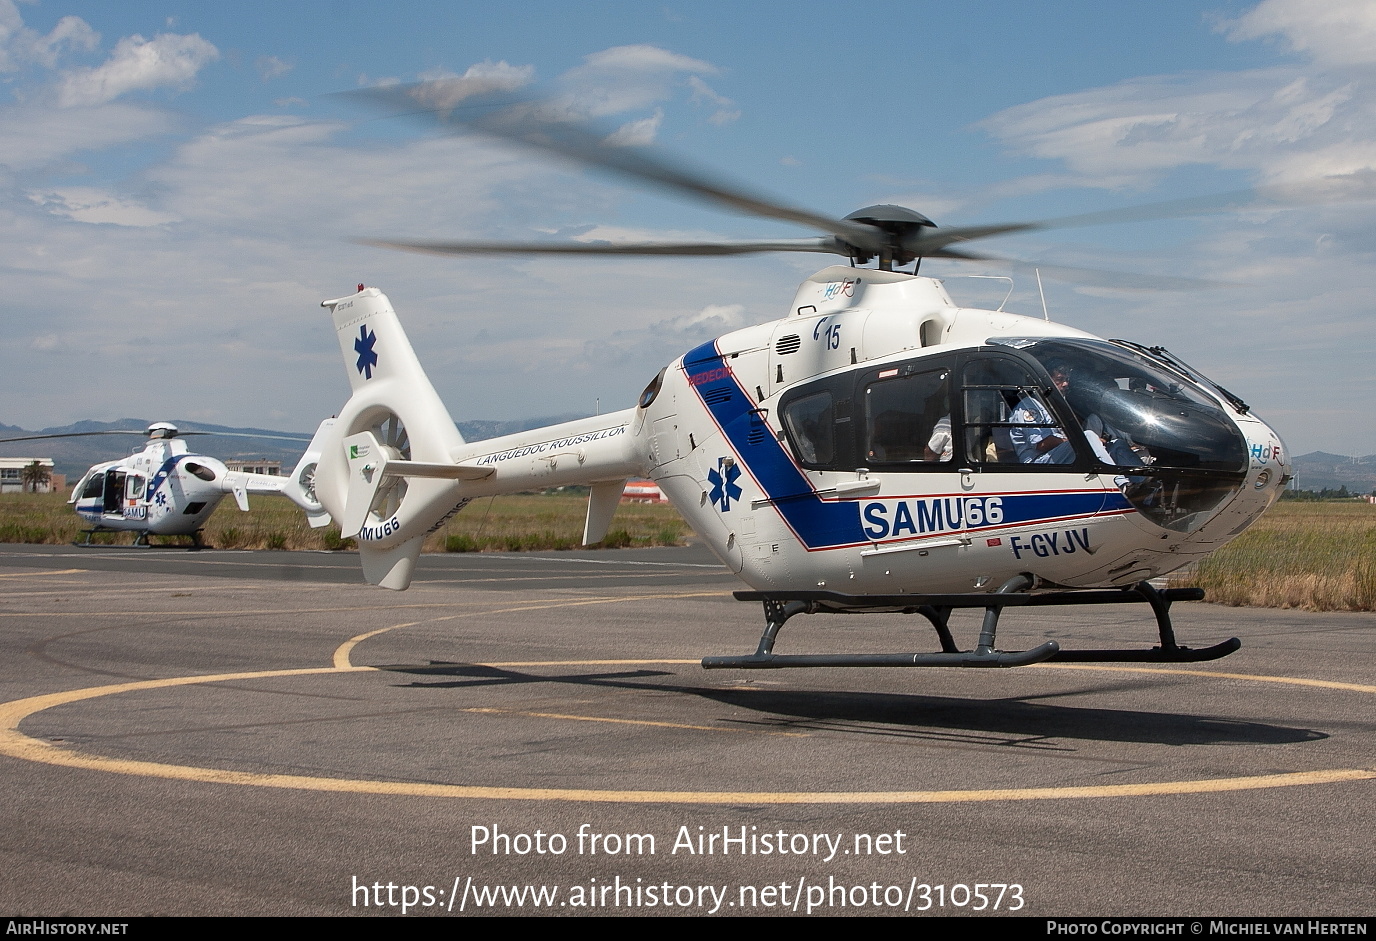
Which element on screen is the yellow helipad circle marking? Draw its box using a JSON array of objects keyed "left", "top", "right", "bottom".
[
  {"left": 0, "top": 568, "right": 85, "bottom": 578},
  {"left": 1033, "top": 663, "right": 1376, "bottom": 695},
  {"left": 3, "top": 587, "right": 1372, "bottom": 804},
  {"left": 1, "top": 657, "right": 1371, "bottom": 803}
]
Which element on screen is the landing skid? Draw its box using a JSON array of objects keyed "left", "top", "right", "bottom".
[
  {"left": 701, "top": 577, "right": 1239, "bottom": 670},
  {"left": 76, "top": 528, "right": 205, "bottom": 550}
]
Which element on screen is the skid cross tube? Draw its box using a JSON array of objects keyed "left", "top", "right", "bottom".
[{"left": 701, "top": 580, "right": 1238, "bottom": 670}]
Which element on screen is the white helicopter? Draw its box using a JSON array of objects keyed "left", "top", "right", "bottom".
[
  {"left": 0, "top": 422, "right": 328, "bottom": 547},
  {"left": 302, "top": 83, "right": 1294, "bottom": 670}
]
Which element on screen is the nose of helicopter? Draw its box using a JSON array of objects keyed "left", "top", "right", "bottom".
[
  {"left": 1194, "top": 415, "right": 1290, "bottom": 542},
  {"left": 1239, "top": 415, "right": 1290, "bottom": 498}
]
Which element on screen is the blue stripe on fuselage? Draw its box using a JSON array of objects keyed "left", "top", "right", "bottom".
[
  {"left": 682, "top": 341, "right": 1126, "bottom": 551},
  {"left": 684, "top": 341, "right": 864, "bottom": 549},
  {"left": 146, "top": 454, "right": 189, "bottom": 500}
]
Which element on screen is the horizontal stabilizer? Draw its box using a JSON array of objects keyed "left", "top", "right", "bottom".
[
  {"left": 583, "top": 479, "right": 627, "bottom": 545},
  {"left": 384, "top": 459, "right": 493, "bottom": 481},
  {"left": 340, "top": 431, "right": 389, "bottom": 539}
]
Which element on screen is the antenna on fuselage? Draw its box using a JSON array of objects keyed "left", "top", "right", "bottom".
[{"left": 1036, "top": 268, "right": 1050, "bottom": 321}]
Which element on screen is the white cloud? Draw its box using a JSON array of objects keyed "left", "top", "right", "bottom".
[
  {"left": 1222, "top": 0, "right": 1376, "bottom": 68},
  {"left": 255, "top": 54, "right": 291, "bottom": 82},
  {"left": 55, "top": 32, "right": 218, "bottom": 107},
  {"left": 0, "top": 31, "right": 761, "bottom": 433},
  {"left": 402, "top": 59, "right": 534, "bottom": 109},
  {"left": 675, "top": 302, "right": 745, "bottom": 330},
  {"left": 0, "top": 2, "right": 98, "bottom": 72},
  {"left": 0, "top": 102, "right": 172, "bottom": 170},
  {"left": 605, "top": 108, "right": 662, "bottom": 146},
  {"left": 28, "top": 187, "right": 179, "bottom": 226},
  {"left": 687, "top": 75, "right": 740, "bottom": 125},
  {"left": 558, "top": 44, "right": 721, "bottom": 118},
  {"left": 980, "top": 68, "right": 1376, "bottom": 188},
  {"left": 578, "top": 45, "right": 716, "bottom": 76},
  {"left": 22, "top": 14, "right": 98, "bottom": 69}
]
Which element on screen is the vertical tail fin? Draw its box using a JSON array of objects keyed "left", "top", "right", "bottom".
[
  {"left": 310, "top": 286, "right": 468, "bottom": 589},
  {"left": 280, "top": 418, "right": 335, "bottom": 528},
  {"left": 308, "top": 285, "right": 649, "bottom": 590}
]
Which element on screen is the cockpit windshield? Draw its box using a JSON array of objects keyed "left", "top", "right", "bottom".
[
  {"left": 991, "top": 337, "right": 1249, "bottom": 532},
  {"left": 992, "top": 338, "right": 1246, "bottom": 473}
]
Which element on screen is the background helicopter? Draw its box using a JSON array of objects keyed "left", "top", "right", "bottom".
[
  {"left": 0, "top": 422, "right": 330, "bottom": 547},
  {"left": 304, "top": 82, "right": 1294, "bottom": 670}
]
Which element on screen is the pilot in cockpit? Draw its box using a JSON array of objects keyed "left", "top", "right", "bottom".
[{"left": 1010, "top": 361, "right": 1120, "bottom": 465}]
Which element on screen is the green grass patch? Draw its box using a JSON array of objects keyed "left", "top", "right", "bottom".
[{"left": 0, "top": 490, "right": 687, "bottom": 554}]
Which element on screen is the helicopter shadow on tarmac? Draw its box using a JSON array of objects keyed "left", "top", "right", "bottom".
[{"left": 377, "top": 662, "right": 1325, "bottom": 750}]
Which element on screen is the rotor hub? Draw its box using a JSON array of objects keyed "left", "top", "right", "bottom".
[{"left": 843, "top": 205, "right": 937, "bottom": 269}]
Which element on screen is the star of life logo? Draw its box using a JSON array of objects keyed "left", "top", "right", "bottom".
[
  {"left": 354, "top": 325, "right": 379, "bottom": 379},
  {"left": 706, "top": 458, "right": 742, "bottom": 512}
]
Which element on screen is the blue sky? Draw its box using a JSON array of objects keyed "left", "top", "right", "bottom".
[{"left": 2, "top": 0, "right": 1373, "bottom": 456}]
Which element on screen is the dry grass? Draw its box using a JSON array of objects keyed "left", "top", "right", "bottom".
[
  {"left": 0, "top": 491, "right": 688, "bottom": 553},
  {"left": 9, "top": 490, "right": 1372, "bottom": 610},
  {"left": 1170, "top": 501, "right": 1376, "bottom": 611}
]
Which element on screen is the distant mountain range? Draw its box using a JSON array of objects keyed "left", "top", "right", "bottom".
[
  {"left": 1290, "top": 451, "right": 1376, "bottom": 494},
  {"left": 0, "top": 415, "right": 591, "bottom": 479}
]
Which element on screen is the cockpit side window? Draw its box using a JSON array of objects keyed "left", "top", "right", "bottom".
[
  {"left": 781, "top": 390, "right": 835, "bottom": 466},
  {"left": 779, "top": 371, "right": 857, "bottom": 470},
  {"left": 863, "top": 365, "right": 954, "bottom": 468},
  {"left": 81, "top": 474, "right": 104, "bottom": 500},
  {"left": 961, "top": 357, "right": 1078, "bottom": 468}
]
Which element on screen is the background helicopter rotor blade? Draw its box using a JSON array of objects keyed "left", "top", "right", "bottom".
[
  {"left": 0, "top": 430, "right": 147, "bottom": 445},
  {"left": 355, "top": 236, "right": 847, "bottom": 257},
  {"left": 0, "top": 429, "right": 313, "bottom": 445},
  {"left": 179, "top": 430, "right": 314, "bottom": 442},
  {"left": 344, "top": 83, "right": 883, "bottom": 251}
]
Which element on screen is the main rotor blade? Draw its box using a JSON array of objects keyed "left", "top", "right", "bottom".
[
  {"left": 356, "top": 236, "right": 848, "bottom": 258},
  {"left": 1019, "top": 176, "right": 1376, "bottom": 232},
  {"left": 933, "top": 247, "right": 1231, "bottom": 291},
  {"left": 906, "top": 174, "right": 1376, "bottom": 254},
  {"left": 902, "top": 197, "right": 1249, "bottom": 256},
  {"left": 345, "top": 83, "right": 884, "bottom": 251}
]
